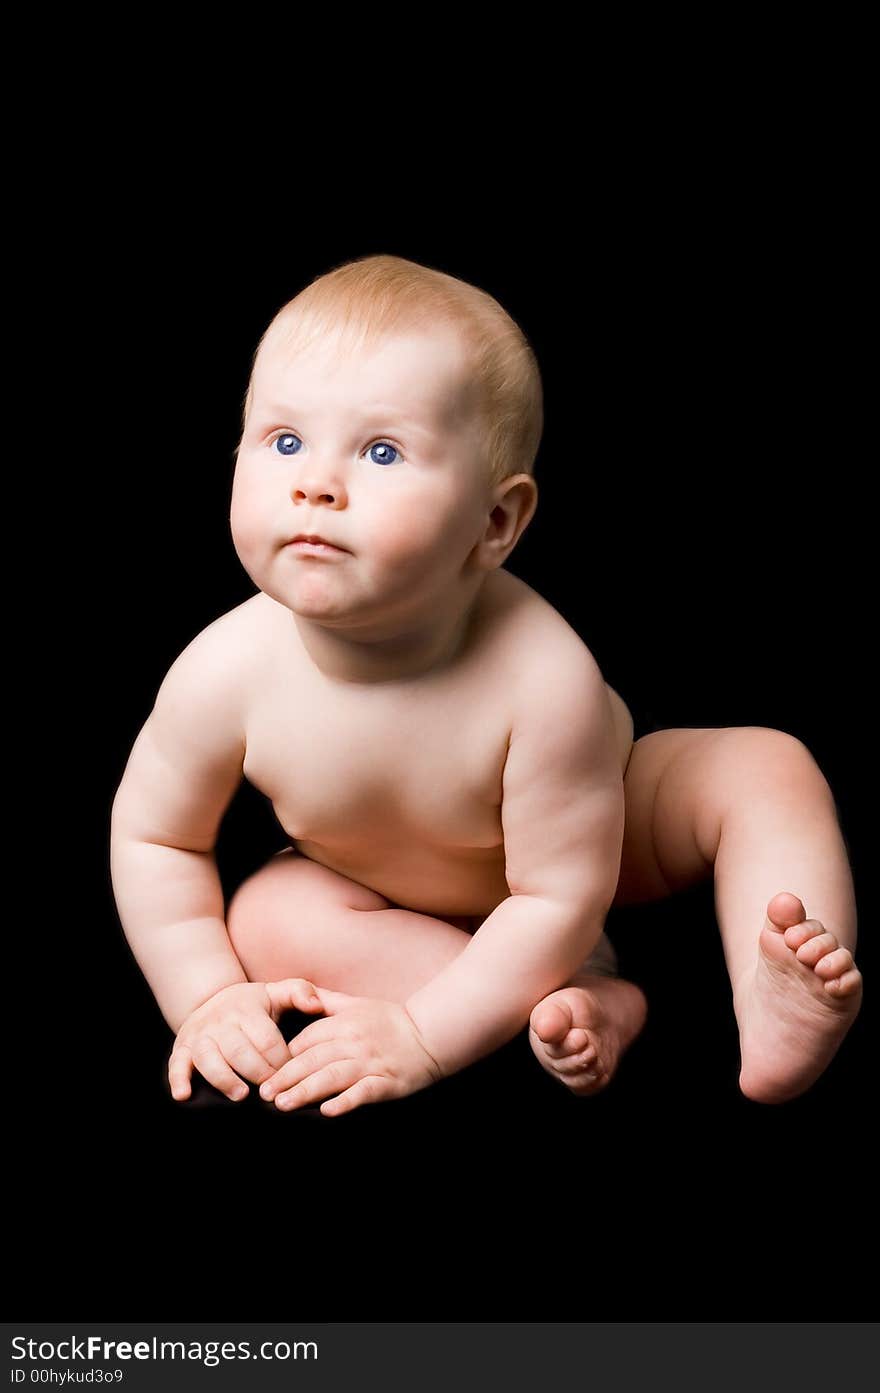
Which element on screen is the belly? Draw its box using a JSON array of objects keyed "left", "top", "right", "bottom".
[{"left": 290, "top": 835, "right": 510, "bottom": 920}]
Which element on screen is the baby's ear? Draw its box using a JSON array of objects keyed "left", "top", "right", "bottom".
[{"left": 483, "top": 474, "right": 539, "bottom": 562}]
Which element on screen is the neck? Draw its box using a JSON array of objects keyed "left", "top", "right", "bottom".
[{"left": 291, "top": 576, "right": 487, "bottom": 686}]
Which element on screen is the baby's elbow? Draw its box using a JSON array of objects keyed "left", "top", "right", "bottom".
[{"left": 567, "top": 842, "right": 624, "bottom": 924}]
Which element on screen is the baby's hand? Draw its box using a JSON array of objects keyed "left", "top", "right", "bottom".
[
  {"left": 169, "top": 979, "right": 325, "bottom": 1102},
  {"left": 259, "top": 988, "right": 444, "bottom": 1117}
]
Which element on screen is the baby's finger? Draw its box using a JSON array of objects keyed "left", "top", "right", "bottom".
[
  {"left": 273, "top": 1058, "right": 363, "bottom": 1112},
  {"left": 191, "top": 1036, "right": 250, "bottom": 1102},
  {"left": 260, "top": 1041, "right": 357, "bottom": 1102},
  {"left": 309, "top": 987, "right": 361, "bottom": 1012},
  {"left": 265, "top": 978, "right": 326, "bottom": 1019},
  {"left": 168, "top": 1044, "right": 194, "bottom": 1101},
  {"left": 239, "top": 1014, "right": 295, "bottom": 1077},
  {"left": 321, "top": 1075, "right": 389, "bottom": 1117},
  {"left": 214, "top": 1024, "right": 279, "bottom": 1087},
  {"left": 287, "top": 1017, "right": 347, "bottom": 1058}
]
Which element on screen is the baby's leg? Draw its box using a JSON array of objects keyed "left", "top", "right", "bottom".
[
  {"left": 525, "top": 953, "right": 649, "bottom": 1096},
  {"left": 604, "top": 725, "right": 861, "bottom": 1102},
  {"left": 227, "top": 850, "right": 644, "bottom": 1096},
  {"left": 226, "top": 848, "right": 474, "bottom": 1002}
]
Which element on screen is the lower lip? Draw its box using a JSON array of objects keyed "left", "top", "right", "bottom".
[{"left": 286, "top": 541, "right": 348, "bottom": 556}]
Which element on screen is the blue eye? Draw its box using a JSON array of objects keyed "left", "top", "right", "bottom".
[
  {"left": 270, "top": 432, "right": 402, "bottom": 465},
  {"left": 368, "top": 442, "right": 399, "bottom": 466}
]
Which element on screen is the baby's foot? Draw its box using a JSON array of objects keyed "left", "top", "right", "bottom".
[
  {"left": 737, "top": 892, "right": 863, "bottom": 1103},
  {"left": 528, "top": 975, "right": 648, "bottom": 1096}
]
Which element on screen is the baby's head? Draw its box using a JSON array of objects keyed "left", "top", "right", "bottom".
[{"left": 230, "top": 254, "right": 542, "bottom": 630}]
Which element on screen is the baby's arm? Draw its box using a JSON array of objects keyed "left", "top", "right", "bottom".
[
  {"left": 110, "top": 621, "right": 251, "bottom": 1029},
  {"left": 110, "top": 618, "right": 322, "bottom": 1097},
  {"left": 267, "top": 641, "right": 627, "bottom": 1114},
  {"left": 404, "top": 644, "right": 625, "bottom": 1077}
]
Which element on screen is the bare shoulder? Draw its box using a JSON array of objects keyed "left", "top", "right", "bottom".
[
  {"left": 113, "top": 593, "right": 275, "bottom": 844},
  {"left": 169, "top": 590, "right": 269, "bottom": 669},
  {"left": 200, "top": 589, "right": 276, "bottom": 644},
  {"left": 487, "top": 569, "right": 630, "bottom": 767},
  {"left": 487, "top": 568, "right": 607, "bottom": 697},
  {"left": 151, "top": 590, "right": 273, "bottom": 722}
]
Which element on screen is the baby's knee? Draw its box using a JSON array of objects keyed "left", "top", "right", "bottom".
[
  {"left": 226, "top": 860, "right": 279, "bottom": 957},
  {"left": 716, "top": 727, "right": 835, "bottom": 805},
  {"left": 226, "top": 848, "right": 391, "bottom": 956},
  {"left": 226, "top": 849, "right": 308, "bottom": 950}
]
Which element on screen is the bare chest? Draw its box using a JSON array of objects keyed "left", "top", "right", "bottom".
[{"left": 243, "top": 681, "right": 507, "bottom": 855}]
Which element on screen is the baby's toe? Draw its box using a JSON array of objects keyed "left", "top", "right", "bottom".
[
  {"left": 531, "top": 1025, "right": 585, "bottom": 1060},
  {"left": 795, "top": 931, "right": 839, "bottom": 967},
  {"left": 546, "top": 1027, "right": 589, "bottom": 1059},
  {"left": 566, "top": 1064, "right": 606, "bottom": 1095},
  {"left": 813, "top": 946, "right": 854, "bottom": 982},
  {"left": 548, "top": 1034, "right": 595, "bottom": 1068},
  {"left": 826, "top": 966, "right": 862, "bottom": 997},
  {"left": 554, "top": 1043, "right": 600, "bottom": 1077},
  {"left": 530, "top": 997, "right": 572, "bottom": 1044},
  {"left": 783, "top": 919, "right": 825, "bottom": 950}
]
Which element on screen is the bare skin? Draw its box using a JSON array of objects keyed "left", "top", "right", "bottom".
[
  {"left": 224, "top": 566, "right": 650, "bottom": 1091},
  {"left": 226, "top": 586, "right": 862, "bottom": 1106},
  {"left": 529, "top": 726, "right": 862, "bottom": 1103},
  {"left": 223, "top": 322, "right": 862, "bottom": 1105},
  {"left": 113, "top": 322, "right": 643, "bottom": 1111},
  {"left": 526, "top": 724, "right": 863, "bottom": 1103},
  {"left": 114, "top": 321, "right": 862, "bottom": 1113}
]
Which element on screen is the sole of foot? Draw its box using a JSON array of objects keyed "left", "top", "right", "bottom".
[{"left": 738, "top": 891, "right": 862, "bottom": 1103}]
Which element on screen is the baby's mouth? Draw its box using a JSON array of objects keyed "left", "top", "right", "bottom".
[{"left": 286, "top": 535, "right": 350, "bottom": 556}]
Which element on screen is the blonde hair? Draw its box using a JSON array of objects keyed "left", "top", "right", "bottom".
[{"left": 235, "top": 253, "right": 544, "bottom": 488}]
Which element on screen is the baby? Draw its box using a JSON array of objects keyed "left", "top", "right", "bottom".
[{"left": 110, "top": 254, "right": 862, "bottom": 1118}]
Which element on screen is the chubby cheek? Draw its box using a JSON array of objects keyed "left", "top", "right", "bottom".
[
  {"left": 369, "top": 488, "right": 473, "bottom": 578},
  {"left": 369, "top": 514, "right": 442, "bottom": 582},
  {"left": 229, "top": 480, "right": 270, "bottom": 570}
]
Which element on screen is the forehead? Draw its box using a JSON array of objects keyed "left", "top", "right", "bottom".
[{"left": 252, "top": 325, "right": 474, "bottom": 429}]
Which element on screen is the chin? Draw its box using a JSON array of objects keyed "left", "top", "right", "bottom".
[{"left": 281, "top": 584, "right": 359, "bottom": 622}]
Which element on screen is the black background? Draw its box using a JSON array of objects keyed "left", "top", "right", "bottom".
[{"left": 20, "top": 170, "right": 874, "bottom": 1319}]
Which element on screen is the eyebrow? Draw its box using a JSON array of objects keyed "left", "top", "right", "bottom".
[{"left": 257, "top": 403, "right": 436, "bottom": 439}]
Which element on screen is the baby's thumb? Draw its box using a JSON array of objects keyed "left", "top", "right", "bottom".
[
  {"left": 308, "top": 986, "right": 360, "bottom": 1013},
  {"left": 265, "top": 977, "right": 325, "bottom": 1017}
]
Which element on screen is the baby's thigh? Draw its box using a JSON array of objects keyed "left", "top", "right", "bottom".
[
  {"left": 226, "top": 849, "right": 392, "bottom": 981},
  {"left": 226, "top": 850, "right": 474, "bottom": 998},
  {"left": 614, "top": 727, "right": 729, "bottom": 906}
]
